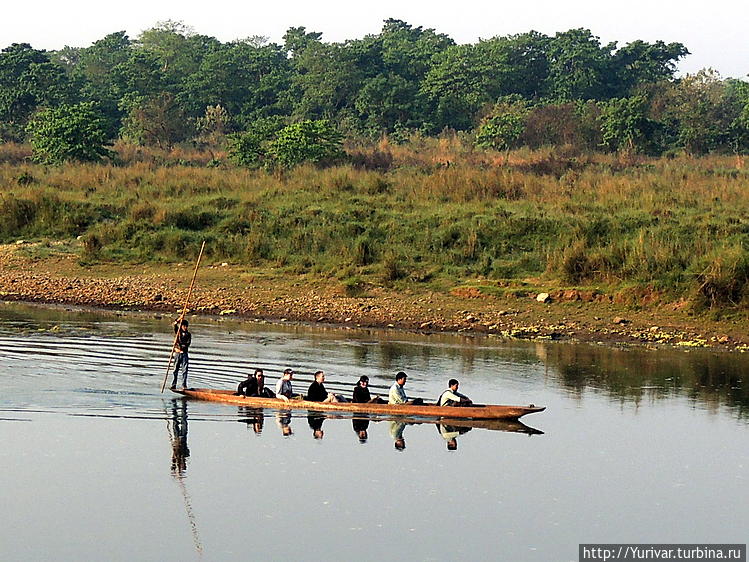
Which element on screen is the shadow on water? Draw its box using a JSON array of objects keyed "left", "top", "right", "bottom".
[
  {"left": 534, "top": 343, "right": 749, "bottom": 418},
  {"left": 228, "top": 401, "right": 543, "bottom": 450},
  {"left": 166, "top": 399, "right": 203, "bottom": 556}
]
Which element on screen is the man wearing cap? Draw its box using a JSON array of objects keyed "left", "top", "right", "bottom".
[
  {"left": 352, "top": 375, "right": 384, "bottom": 403},
  {"left": 275, "top": 368, "right": 296, "bottom": 402},
  {"left": 388, "top": 372, "right": 423, "bottom": 405},
  {"left": 170, "top": 318, "right": 191, "bottom": 390}
]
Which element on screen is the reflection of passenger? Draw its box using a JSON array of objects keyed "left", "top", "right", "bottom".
[
  {"left": 438, "top": 379, "right": 473, "bottom": 407},
  {"left": 238, "top": 406, "right": 264, "bottom": 434},
  {"left": 306, "top": 371, "right": 338, "bottom": 402},
  {"left": 352, "top": 417, "right": 370, "bottom": 442},
  {"left": 352, "top": 375, "right": 384, "bottom": 403},
  {"left": 276, "top": 410, "right": 293, "bottom": 436},
  {"left": 389, "top": 420, "right": 407, "bottom": 450},
  {"left": 170, "top": 400, "right": 190, "bottom": 475},
  {"left": 388, "top": 372, "right": 424, "bottom": 405},
  {"left": 308, "top": 413, "right": 325, "bottom": 439},
  {"left": 437, "top": 423, "right": 472, "bottom": 451}
]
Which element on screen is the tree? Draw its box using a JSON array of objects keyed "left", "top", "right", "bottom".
[
  {"left": 119, "top": 91, "right": 192, "bottom": 148},
  {"left": 600, "top": 95, "right": 656, "bottom": 153},
  {"left": 660, "top": 69, "right": 743, "bottom": 154},
  {"left": 420, "top": 33, "right": 551, "bottom": 132},
  {"left": 475, "top": 97, "right": 530, "bottom": 152},
  {"left": 546, "top": 29, "right": 616, "bottom": 101},
  {"left": 196, "top": 104, "right": 230, "bottom": 146},
  {"left": 0, "top": 43, "right": 74, "bottom": 140},
  {"left": 180, "top": 40, "right": 292, "bottom": 128},
  {"left": 283, "top": 26, "right": 323, "bottom": 59},
  {"left": 26, "top": 101, "right": 113, "bottom": 164},
  {"left": 611, "top": 40, "right": 688, "bottom": 95}
]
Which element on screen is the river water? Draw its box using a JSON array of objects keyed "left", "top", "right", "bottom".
[{"left": 0, "top": 302, "right": 746, "bottom": 561}]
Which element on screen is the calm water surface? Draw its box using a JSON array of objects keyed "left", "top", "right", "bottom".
[{"left": 0, "top": 303, "right": 746, "bottom": 561}]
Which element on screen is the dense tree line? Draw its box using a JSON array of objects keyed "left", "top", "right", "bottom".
[{"left": 2, "top": 18, "right": 749, "bottom": 162}]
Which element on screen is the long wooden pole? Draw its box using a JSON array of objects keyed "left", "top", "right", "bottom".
[{"left": 161, "top": 241, "right": 206, "bottom": 393}]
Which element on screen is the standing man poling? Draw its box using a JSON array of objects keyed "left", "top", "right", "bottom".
[{"left": 170, "top": 318, "right": 192, "bottom": 391}]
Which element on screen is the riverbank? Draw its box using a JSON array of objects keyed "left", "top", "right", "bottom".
[{"left": 2, "top": 243, "right": 748, "bottom": 351}]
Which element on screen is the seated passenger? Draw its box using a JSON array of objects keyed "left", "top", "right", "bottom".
[
  {"left": 388, "top": 372, "right": 424, "bottom": 405},
  {"left": 236, "top": 369, "right": 260, "bottom": 397},
  {"left": 306, "top": 370, "right": 338, "bottom": 402},
  {"left": 275, "top": 368, "right": 297, "bottom": 402},
  {"left": 352, "top": 375, "right": 384, "bottom": 403},
  {"left": 438, "top": 379, "right": 473, "bottom": 407},
  {"left": 255, "top": 370, "right": 275, "bottom": 398}
]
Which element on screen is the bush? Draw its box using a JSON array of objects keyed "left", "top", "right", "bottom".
[
  {"left": 691, "top": 247, "right": 749, "bottom": 309},
  {"left": 26, "top": 102, "right": 113, "bottom": 164},
  {"left": 267, "top": 120, "right": 345, "bottom": 169}
]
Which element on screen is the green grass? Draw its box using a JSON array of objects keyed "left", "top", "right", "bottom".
[{"left": 3, "top": 144, "right": 749, "bottom": 309}]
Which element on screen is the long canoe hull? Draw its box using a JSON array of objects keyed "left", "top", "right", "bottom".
[{"left": 174, "top": 388, "right": 545, "bottom": 421}]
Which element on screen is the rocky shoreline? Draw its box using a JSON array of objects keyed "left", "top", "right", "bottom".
[{"left": 1, "top": 249, "right": 748, "bottom": 352}]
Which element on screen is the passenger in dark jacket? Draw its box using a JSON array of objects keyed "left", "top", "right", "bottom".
[
  {"left": 237, "top": 369, "right": 260, "bottom": 396},
  {"left": 306, "top": 371, "right": 338, "bottom": 402},
  {"left": 352, "top": 375, "right": 384, "bottom": 403}
]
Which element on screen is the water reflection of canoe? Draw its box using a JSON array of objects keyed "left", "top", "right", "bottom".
[{"left": 174, "top": 388, "right": 545, "bottom": 421}]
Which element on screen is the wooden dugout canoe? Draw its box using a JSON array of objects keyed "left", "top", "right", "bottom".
[{"left": 173, "top": 388, "right": 545, "bottom": 421}]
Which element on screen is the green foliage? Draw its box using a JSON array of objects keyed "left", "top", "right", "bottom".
[
  {"left": 476, "top": 98, "right": 530, "bottom": 151},
  {"left": 659, "top": 69, "right": 744, "bottom": 155},
  {"left": 26, "top": 102, "right": 113, "bottom": 164},
  {"left": 0, "top": 43, "right": 75, "bottom": 140},
  {"left": 600, "top": 96, "right": 655, "bottom": 152},
  {"left": 119, "top": 92, "right": 193, "bottom": 148},
  {"left": 0, "top": 21, "right": 742, "bottom": 158},
  {"left": 546, "top": 29, "right": 616, "bottom": 101},
  {"left": 266, "top": 119, "right": 344, "bottom": 169},
  {"left": 227, "top": 115, "right": 286, "bottom": 168}
]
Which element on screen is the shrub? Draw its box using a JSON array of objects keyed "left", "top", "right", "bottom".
[
  {"left": 267, "top": 120, "right": 345, "bottom": 169},
  {"left": 691, "top": 247, "right": 749, "bottom": 309},
  {"left": 26, "top": 102, "right": 114, "bottom": 164}
]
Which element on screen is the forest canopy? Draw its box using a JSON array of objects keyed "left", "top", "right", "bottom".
[{"left": 2, "top": 18, "right": 748, "bottom": 157}]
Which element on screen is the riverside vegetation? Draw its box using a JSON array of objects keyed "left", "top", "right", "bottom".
[
  {"left": 2, "top": 139, "right": 749, "bottom": 319},
  {"left": 3, "top": 19, "right": 749, "bottom": 346}
]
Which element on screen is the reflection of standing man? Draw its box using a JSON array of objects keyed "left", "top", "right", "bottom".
[
  {"left": 170, "top": 319, "right": 192, "bottom": 391},
  {"left": 170, "top": 400, "right": 190, "bottom": 475}
]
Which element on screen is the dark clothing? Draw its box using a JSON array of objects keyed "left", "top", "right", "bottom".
[
  {"left": 307, "top": 381, "right": 329, "bottom": 402},
  {"left": 352, "top": 384, "right": 371, "bottom": 403},
  {"left": 237, "top": 377, "right": 258, "bottom": 397},
  {"left": 352, "top": 418, "right": 370, "bottom": 432},
  {"left": 173, "top": 323, "right": 192, "bottom": 353},
  {"left": 256, "top": 385, "right": 275, "bottom": 398},
  {"left": 308, "top": 414, "right": 324, "bottom": 431}
]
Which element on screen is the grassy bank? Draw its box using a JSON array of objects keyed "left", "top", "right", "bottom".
[{"left": 2, "top": 140, "right": 749, "bottom": 313}]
